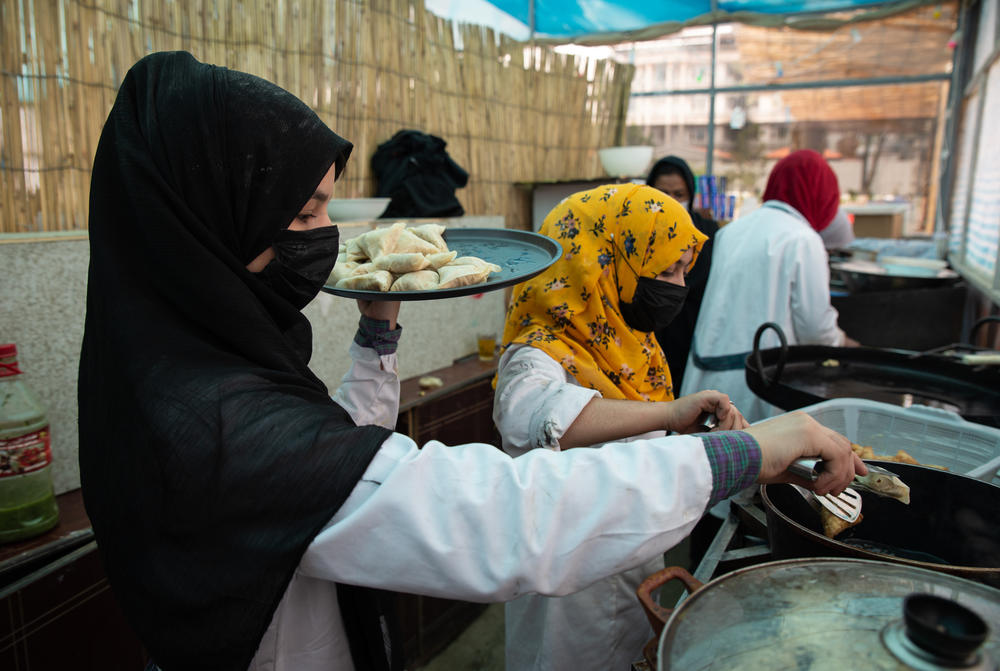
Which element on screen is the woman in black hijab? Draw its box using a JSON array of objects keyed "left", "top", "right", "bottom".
[
  {"left": 80, "top": 52, "right": 861, "bottom": 671},
  {"left": 80, "top": 50, "right": 401, "bottom": 671},
  {"left": 646, "top": 156, "right": 719, "bottom": 389}
]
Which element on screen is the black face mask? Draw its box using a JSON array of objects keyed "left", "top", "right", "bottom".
[
  {"left": 619, "top": 277, "right": 689, "bottom": 333},
  {"left": 256, "top": 226, "right": 340, "bottom": 309}
]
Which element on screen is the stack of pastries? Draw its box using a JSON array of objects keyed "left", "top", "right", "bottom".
[{"left": 330, "top": 223, "right": 501, "bottom": 292}]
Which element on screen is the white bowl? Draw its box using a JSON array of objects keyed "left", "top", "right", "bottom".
[
  {"left": 598, "top": 146, "right": 654, "bottom": 178},
  {"left": 327, "top": 197, "right": 391, "bottom": 221}
]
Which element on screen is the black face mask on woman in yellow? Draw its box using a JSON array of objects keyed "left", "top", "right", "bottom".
[
  {"left": 619, "top": 276, "right": 689, "bottom": 333},
  {"left": 257, "top": 225, "right": 341, "bottom": 309}
]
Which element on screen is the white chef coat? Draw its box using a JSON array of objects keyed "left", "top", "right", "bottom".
[
  {"left": 492, "top": 344, "right": 702, "bottom": 671},
  {"left": 249, "top": 341, "right": 714, "bottom": 671},
  {"left": 680, "top": 200, "right": 846, "bottom": 422}
]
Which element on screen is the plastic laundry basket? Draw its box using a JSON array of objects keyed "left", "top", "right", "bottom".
[{"left": 799, "top": 398, "right": 1000, "bottom": 485}]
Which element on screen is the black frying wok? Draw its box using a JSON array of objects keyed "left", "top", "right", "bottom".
[
  {"left": 761, "top": 462, "right": 1000, "bottom": 588},
  {"left": 745, "top": 323, "right": 1000, "bottom": 428}
]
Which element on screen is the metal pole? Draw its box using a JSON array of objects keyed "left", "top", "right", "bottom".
[
  {"left": 936, "top": 0, "right": 969, "bottom": 236},
  {"left": 706, "top": 2, "right": 718, "bottom": 177},
  {"left": 529, "top": 0, "right": 535, "bottom": 43}
]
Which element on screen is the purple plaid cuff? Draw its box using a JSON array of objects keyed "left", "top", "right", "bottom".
[
  {"left": 354, "top": 316, "right": 402, "bottom": 356},
  {"left": 701, "top": 430, "right": 761, "bottom": 508}
]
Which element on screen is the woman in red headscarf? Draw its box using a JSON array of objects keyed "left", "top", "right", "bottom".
[{"left": 681, "top": 150, "right": 860, "bottom": 423}]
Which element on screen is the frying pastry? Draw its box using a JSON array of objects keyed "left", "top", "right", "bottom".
[
  {"left": 850, "top": 442, "right": 875, "bottom": 460},
  {"left": 850, "top": 443, "right": 946, "bottom": 470},
  {"left": 390, "top": 270, "right": 439, "bottom": 292},
  {"left": 821, "top": 509, "right": 863, "bottom": 538},
  {"left": 821, "top": 443, "right": 932, "bottom": 539},
  {"left": 854, "top": 470, "right": 910, "bottom": 504}
]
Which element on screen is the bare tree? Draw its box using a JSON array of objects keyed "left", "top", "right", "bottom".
[{"left": 860, "top": 131, "right": 888, "bottom": 197}]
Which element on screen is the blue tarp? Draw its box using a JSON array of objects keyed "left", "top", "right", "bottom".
[{"left": 433, "top": 1, "right": 937, "bottom": 42}]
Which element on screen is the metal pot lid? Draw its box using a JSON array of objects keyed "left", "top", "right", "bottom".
[{"left": 657, "top": 558, "right": 1000, "bottom": 671}]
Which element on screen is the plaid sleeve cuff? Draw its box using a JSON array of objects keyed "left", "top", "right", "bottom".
[
  {"left": 354, "top": 315, "right": 403, "bottom": 356},
  {"left": 701, "top": 430, "right": 761, "bottom": 508}
]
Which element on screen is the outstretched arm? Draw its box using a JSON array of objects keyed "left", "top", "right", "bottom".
[{"left": 298, "top": 412, "right": 861, "bottom": 600}]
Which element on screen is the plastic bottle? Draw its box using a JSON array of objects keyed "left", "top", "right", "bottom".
[{"left": 0, "top": 344, "right": 59, "bottom": 543}]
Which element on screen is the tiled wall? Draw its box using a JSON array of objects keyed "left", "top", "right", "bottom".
[{"left": 0, "top": 216, "right": 507, "bottom": 494}]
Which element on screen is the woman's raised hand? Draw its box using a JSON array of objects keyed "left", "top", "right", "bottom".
[
  {"left": 665, "top": 389, "right": 749, "bottom": 434},
  {"left": 744, "top": 412, "right": 866, "bottom": 496}
]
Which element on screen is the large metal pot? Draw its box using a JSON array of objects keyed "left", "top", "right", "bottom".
[
  {"left": 636, "top": 558, "right": 1000, "bottom": 670},
  {"left": 761, "top": 462, "right": 1000, "bottom": 588}
]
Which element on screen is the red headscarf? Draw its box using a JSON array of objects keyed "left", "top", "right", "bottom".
[{"left": 762, "top": 149, "right": 840, "bottom": 232}]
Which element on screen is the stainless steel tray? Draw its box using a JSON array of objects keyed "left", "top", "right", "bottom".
[{"left": 321, "top": 228, "right": 562, "bottom": 301}]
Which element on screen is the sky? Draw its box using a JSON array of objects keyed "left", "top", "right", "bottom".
[{"left": 423, "top": 0, "right": 533, "bottom": 40}]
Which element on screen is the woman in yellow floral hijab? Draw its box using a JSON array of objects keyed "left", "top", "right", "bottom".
[
  {"left": 493, "top": 183, "right": 751, "bottom": 671},
  {"left": 502, "top": 182, "right": 706, "bottom": 401}
]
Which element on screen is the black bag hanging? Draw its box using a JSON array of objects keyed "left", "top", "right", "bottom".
[{"left": 371, "top": 129, "right": 469, "bottom": 218}]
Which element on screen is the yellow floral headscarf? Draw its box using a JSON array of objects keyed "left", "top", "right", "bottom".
[{"left": 501, "top": 183, "right": 707, "bottom": 401}]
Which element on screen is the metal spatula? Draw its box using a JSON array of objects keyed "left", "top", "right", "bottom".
[
  {"left": 695, "top": 411, "right": 864, "bottom": 523},
  {"left": 788, "top": 458, "right": 863, "bottom": 522}
]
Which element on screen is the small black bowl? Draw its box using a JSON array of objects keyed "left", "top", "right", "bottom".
[{"left": 903, "top": 593, "right": 989, "bottom": 660}]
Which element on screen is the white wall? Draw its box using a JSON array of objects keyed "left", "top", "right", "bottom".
[{"left": 0, "top": 216, "right": 507, "bottom": 495}]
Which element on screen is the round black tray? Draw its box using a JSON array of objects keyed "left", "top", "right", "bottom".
[{"left": 322, "top": 228, "right": 562, "bottom": 301}]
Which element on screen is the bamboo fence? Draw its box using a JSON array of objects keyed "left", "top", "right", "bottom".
[{"left": 0, "top": 0, "right": 635, "bottom": 234}]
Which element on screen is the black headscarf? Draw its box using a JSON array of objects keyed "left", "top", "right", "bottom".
[
  {"left": 79, "top": 51, "right": 396, "bottom": 670},
  {"left": 646, "top": 156, "right": 719, "bottom": 388}
]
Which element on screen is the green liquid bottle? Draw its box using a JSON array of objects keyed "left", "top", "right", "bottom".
[{"left": 0, "top": 344, "right": 59, "bottom": 543}]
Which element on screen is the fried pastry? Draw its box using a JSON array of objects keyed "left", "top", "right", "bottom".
[
  {"left": 854, "top": 469, "right": 910, "bottom": 504},
  {"left": 374, "top": 252, "right": 431, "bottom": 274},
  {"left": 344, "top": 237, "right": 368, "bottom": 262},
  {"left": 357, "top": 223, "right": 406, "bottom": 260},
  {"left": 335, "top": 270, "right": 393, "bottom": 292},
  {"left": 329, "top": 260, "right": 375, "bottom": 283},
  {"left": 437, "top": 264, "right": 490, "bottom": 289},
  {"left": 408, "top": 223, "right": 449, "bottom": 252},
  {"left": 390, "top": 270, "right": 439, "bottom": 292},
  {"left": 451, "top": 256, "right": 502, "bottom": 274},
  {"left": 425, "top": 250, "right": 458, "bottom": 269},
  {"left": 332, "top": 223, "right": 498, "bottom": 293},
  {"left": 393, "top": 229, "right": 441, "bottom": 256},
  {"left": 821, "top": 509, "right": 863, "bottom": 538}
]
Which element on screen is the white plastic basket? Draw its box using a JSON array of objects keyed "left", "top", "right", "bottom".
[{"left": 798, "top": 398, "right": 1000, "bottom": 485}]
